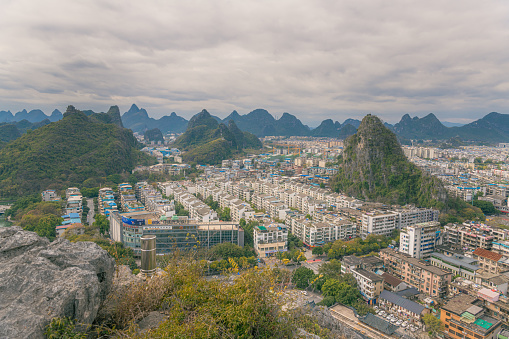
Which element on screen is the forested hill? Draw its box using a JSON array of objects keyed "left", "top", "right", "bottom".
[
  {"left": 331, "top": 114, "right": 448, "bottom": 207},
  {"left": 0, "top": 105, "right": 154, "bottom": 198},
  {"left": 174, "top": 109, "right": 262, "bottom": 165}
]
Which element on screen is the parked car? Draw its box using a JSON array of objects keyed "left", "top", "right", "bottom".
[{"left": 396, "top": 320, "right": 402, "bottom": 326}]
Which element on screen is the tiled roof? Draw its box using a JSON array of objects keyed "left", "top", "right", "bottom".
[
  {"left": 381, "top": 272, "right": 404, "bottom": 287},
  {"left": 473, "top": 248, "right": 503, "bottom": 262},
  {"left": 360, "top": 313, "right": 398, "bottom": 335},
  {"left": 380, "top": 290, "right": 425, "bottom": 315}
]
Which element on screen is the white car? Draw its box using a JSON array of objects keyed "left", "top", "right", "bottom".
[
  {"left": 301, "top": 291, "right": 308, "bottom": 295},
  {"left": 379, "top": 311, "right": 386, "bottom": 316},
  {"left": 396, "top": 320, "right": 402, "bottom": 326},
  {"left": 390, "top": 319, "right": 398, "bottom": 324},
  {"left": 400, "top": 323, "right": 407, "bottom": 328},
  {"left": 375, "top": 310, "right": 380, "bottom": 314}
]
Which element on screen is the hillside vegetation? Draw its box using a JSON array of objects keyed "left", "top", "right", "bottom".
[
  {"left": 331, "top": 115, "right": 485, "bottom": 222},
  {"left": 174, "top": 109, "right": 262, "bottom": 164},
  {"left": 0, "top": 105, "right": 154, "bottom": 198}
]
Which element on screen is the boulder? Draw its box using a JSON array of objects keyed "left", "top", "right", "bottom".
[{"left": 0, "top": 226, "right": 115, "bottom": 339}]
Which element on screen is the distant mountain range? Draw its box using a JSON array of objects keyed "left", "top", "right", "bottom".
[
  {"left": 1, "top": 104, "right": 509, "bottom": 144},
  {"left": 0, "top": 109, "right": 62, "bottom": 123}
]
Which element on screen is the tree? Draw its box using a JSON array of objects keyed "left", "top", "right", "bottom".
[
  {"left": 93, "top": 214, "right": 110, "bottom": 234},
  {"left": 312, "top": 247, "right": 323, "bottom": 256},
  {"left": 473, "top": 200, "right": 500, "bottom": 215},
  {"left": 319, "top": 182, "right": 325, "bottom": 189},
  {"left": 322, "top": 279, "right": 342, "bottom": 298},
  {"left": 292, "top": 267, "right": 316, "bottom": 289},
  {"left": 423, "top": 314, "right": 444, "bottom": 338},
  {"left": 318, "top": 259, "right": 342, "bottom": 280},
  {"left": 353, "top": 300, "right": 375, "bottom": 316}
]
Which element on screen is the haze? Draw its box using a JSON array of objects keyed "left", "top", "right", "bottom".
[{"left": 1, "top": 0, "right": 509, "bottom": 125}]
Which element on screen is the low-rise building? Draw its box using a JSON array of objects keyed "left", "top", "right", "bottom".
[
  {"left": 351, "top": 268, "right": 384, "bottom": 305},
  {"left": 473, "top": 248, "right": 509, "bottom": 274},
  {"left": 431, "top": 251, "right": 481, "bottom": 282},
  {"left": 42, "top": 189, "right": 60, "bottom": 202}
]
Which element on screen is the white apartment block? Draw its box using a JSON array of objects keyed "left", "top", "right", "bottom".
[
  {"left": 361, "top": 211, "right": 398, "bottom": 239},
  {"left": 391, "top": 207, "right": 439, "bottom": 229},
  {"left": 254, "top": 223, "right": 288, "bottom": 257},
  {"left": 399, "top": 221, "right": 442, "bottom": 259}
]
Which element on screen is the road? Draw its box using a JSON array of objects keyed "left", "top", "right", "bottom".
[
  {"left": 330, "top": 304, "right": 394, "bottom": 339},
  {"left": 86, "top": 198, "right": 95, "bottom": 225}
]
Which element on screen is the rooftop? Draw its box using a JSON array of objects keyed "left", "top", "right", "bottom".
[
  {"left": 473, "top": 248, "right": 503, "bottom": 262},
  {"left": 442, "top": 294, "right": 479, "bottom": 315}
]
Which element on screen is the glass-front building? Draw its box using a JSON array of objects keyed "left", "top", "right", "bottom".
[{"left": 110, "top": 211, "right": 243, "bottom": 255}]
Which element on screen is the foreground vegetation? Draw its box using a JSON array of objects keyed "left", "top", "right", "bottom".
[{"left": 46, "top": 257, "right": 336, "bottom": 338}]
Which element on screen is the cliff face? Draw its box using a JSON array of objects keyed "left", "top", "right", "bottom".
[
  {"left": 0, "top": 226, "right": 115, "bottom": 339},
  {"left": 331, "top": 114, "right": 447, "bottom": 206}
]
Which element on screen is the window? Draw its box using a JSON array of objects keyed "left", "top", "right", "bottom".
[{"left": 446, "top": 312, "right": 451, "bottom": 316}]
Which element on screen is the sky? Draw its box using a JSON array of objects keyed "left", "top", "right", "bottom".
[{"left": 1, "top": 1, "right": 509, "bottom": 126}]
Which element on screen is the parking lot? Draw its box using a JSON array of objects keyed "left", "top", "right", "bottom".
[{"left": 373, "top": 305, "right": 426, "bottom": 338}]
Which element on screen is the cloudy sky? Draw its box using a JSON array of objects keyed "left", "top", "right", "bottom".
[{"left": 1, "top": 0, "right": 509, "bottom": 125}]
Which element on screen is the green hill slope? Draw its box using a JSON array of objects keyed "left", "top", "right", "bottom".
[
  {"left": 174, "top": 109, "right": 262, "bottom": 164},
  {"left": 0, "top": 105, "right": 154, "bottom": 198},
  {"left": 331, "top": 114, "right": 448, "bottom": 206}
]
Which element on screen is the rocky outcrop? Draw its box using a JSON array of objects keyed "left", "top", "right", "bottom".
[{"left": 0, "top": 226, "right": 115, "bottom": 339}]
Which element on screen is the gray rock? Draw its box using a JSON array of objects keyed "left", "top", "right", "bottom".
[
  {"left": 0, "top": 226, "right": 115, "bottom": 339},
  {"left": 137, "top": 311, "right": 167, "bottom": 333}
]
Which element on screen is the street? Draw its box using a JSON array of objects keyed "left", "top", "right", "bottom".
[{"left": 86, "top": 198, "right": 95, "bottom": 225}]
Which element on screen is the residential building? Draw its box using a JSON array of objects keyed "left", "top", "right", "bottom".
[
  {"left": 351, "top": 268, "right": 384, "bottom": 305},
  {"left": 381, "top": 272, "right": 408, "bottom": 292},
  {"left": 98, "top": 187, "right": 117, "bottom": 217},
  {"left": 391, "top": 206, "right": 439, "bottom": 230},
  {"left": 380, "top": 248, "right": 452, "bottom": 298},
  {"left": 41, "top": 190, "right": 59, "bottom": 202},
  {"left": 341, "top": 255, "right": 384, "bottom": 274},
  {"left": 443, "top": 224, "right": 499, "bottom": 251},
  {"left": 360, "top": 211, "right": 398, "bottom": 239},
  {"left": 253, "top": 223, "right": 288, "bottom": 257},
  {"left": 399, "top": 221, "right": 442, "bottom": 259},
  {"left": 441, "top": 294, "right": 502, "bottom": 339},
  {"left": 473, "top": 248, "right": 509, "bottom": 274}
]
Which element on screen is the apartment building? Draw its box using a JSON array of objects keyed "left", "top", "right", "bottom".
[
  {"left": 441, "top": 294, "right": 501, "bottom": 339},
  {"left": 399, "top": 221, "right": 442, "bottom": 259},
  {"left": 253, "top": 223, "right": 288, "bottom": 257},
  {"left": 380, "top": 248, "right": 452, "bottom": 298},
  {"left": 391, "top": 206, "right": 439, "bottom": 229},
  {"left": 444, "top": 224, "right": 509, "bottom": 252},
  {"left": 360, "top": 211, "right": 398, "bottom": 239},
  {"left": 341, "top": 255, "right": 384, "bottom": 274},
  {"left": 473, "top": 248, "right": 509, "bottom": 274},
  {"left": 444, "top": 224, "right": 496, "bottom": 251},
  {"left": 289, "top": 217, "right": 355, "bottom": 247},
  {"left": 351, "top": 268, "right": 384, "bottom": 305}
]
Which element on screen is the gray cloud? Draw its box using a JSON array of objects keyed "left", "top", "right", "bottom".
[{"left": 1, "top": 0, "right": 509, "bottom": 125}]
